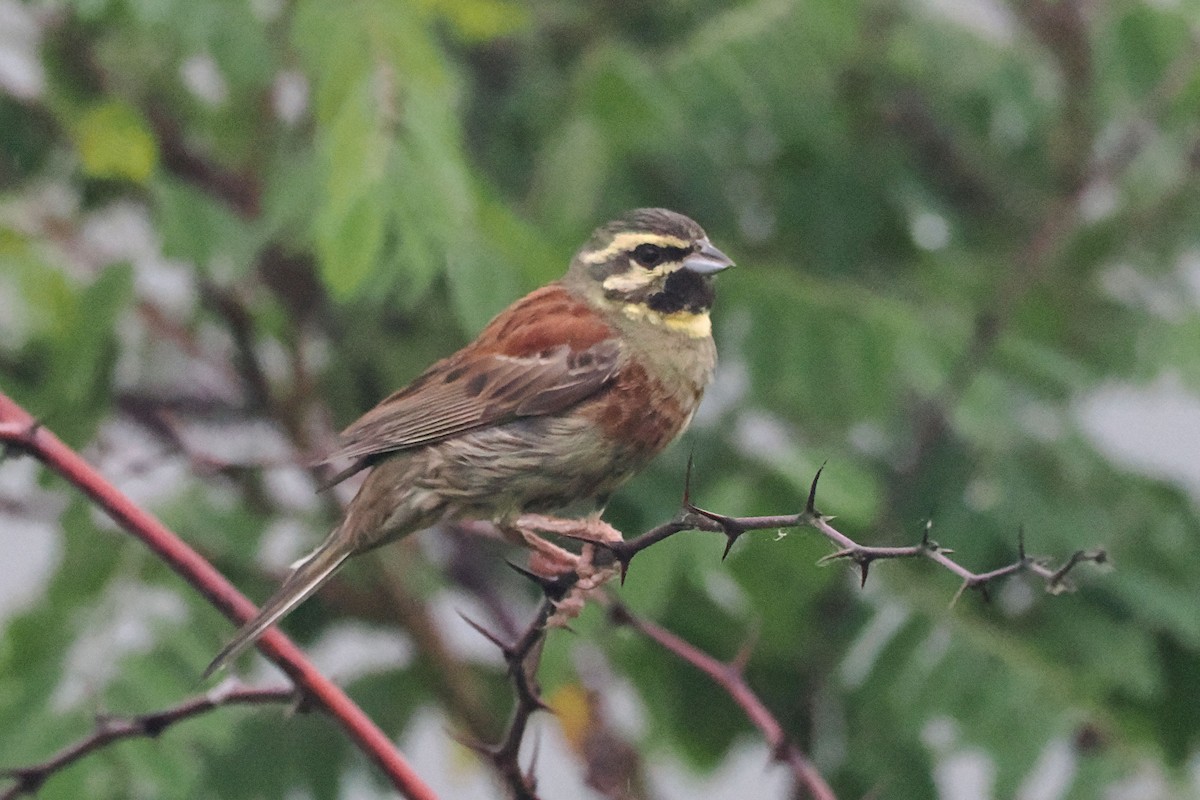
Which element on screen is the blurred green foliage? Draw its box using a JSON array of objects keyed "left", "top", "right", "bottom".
[{"left": 3, "top": 0, "right": 1200, "bottom": 798}]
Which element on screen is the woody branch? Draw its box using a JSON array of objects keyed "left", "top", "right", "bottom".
[
  {"left": 0, "top": 392, "right": 439, "bottom": 800},
  {"left": 460, "top": 461, "right": 1104, "bottom": 799},
  {"left": 1, "top": 684, "right": 296, "bottom": 800},
  {"left": 1, "top": 387, "right": 1104, "bottom": 800}
]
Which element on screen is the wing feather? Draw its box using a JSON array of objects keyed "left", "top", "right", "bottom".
[{"left": 320, "top": 339, "right": 621, "bottom": 476}]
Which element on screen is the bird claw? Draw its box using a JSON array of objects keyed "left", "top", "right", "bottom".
[
  {"left": 504, "top": 515, "right": 623, "bottom": 628},
  {"left": 509, "top": 513, "right": 623, "bottom": 579},
  {"left": 514, "top": 513, "right": 623, "bottom": 543}
]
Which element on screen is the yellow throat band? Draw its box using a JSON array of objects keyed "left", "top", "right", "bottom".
[{"left": 620, "top": 303, "right": 712, "bottom": 338}]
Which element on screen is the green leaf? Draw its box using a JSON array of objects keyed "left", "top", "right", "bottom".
[
  {"left": 153, "top": 178, "right": 260, "bottom": 273},
  {"left": 0, "top": 231, "right": 75, "bottom": 342},
  {"left": 316, "top": 185, "right": 388, "bottom": 299},
  {"left": 73, "top": 101, "right": 158, "bottom": 184},
  {"left": 417, "top": 0, "right": 530, "bottom": 41},
  {"left": 5, "top": 265, "right": 132, "bottom": 446}
]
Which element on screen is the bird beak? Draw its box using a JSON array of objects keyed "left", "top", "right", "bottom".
[{"left": 683, "top": 240, "right": 734, "bottom": 275}]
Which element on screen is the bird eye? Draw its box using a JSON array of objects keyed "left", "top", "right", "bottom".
[{"left": 632, "top": 243, "right": 664, "bottom": 268}]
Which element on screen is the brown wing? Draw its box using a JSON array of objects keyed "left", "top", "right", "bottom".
[{"left": 318, "top": 339, "right": 621, "bottom": 486}]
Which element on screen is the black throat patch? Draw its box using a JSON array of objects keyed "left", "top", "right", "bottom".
[{"left": 646, "top": 268, "right": 715, "bottom": 315}]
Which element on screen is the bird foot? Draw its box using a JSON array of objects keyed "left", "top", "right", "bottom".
[
  {"left": 514, "top": 513, "right": 624, "bottom": 544},
  {"left": 506, "top": 514, "right": 623, "bottom": 626},
  {"left": 509, "top": 513, "right": 622, "bottom": 578}
]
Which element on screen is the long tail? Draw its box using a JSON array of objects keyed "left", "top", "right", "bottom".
[{"left": 203, "top": 534, "right": 351, "bottom": 680}]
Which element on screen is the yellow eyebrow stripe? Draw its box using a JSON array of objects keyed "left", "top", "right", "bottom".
[{"left": 580, "top": 232, "right": 692, "bottom": 265}]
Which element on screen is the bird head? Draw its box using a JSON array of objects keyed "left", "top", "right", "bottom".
[{"left": 566, "top": 208, "right": 734, "bottom": 337}]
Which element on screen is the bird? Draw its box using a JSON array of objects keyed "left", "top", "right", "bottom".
[{"left": 204, "top": 208, "right": 733, "bottom": 677}]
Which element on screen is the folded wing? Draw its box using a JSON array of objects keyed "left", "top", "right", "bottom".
[{"left": 319, "top": 340, "right": 621, "bottom": 486}]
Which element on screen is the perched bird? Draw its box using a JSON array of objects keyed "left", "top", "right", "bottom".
[{"left": 204, "top": 208, "right": 733, "bottom": 677}]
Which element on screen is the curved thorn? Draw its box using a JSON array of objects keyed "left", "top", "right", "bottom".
[
  {"left": 721, "top": 531, "right": 740, "bottom": 560},
  {"left": 817, "top": 548, "right": 854, "bottom": 565},
  {"left": 457, "top": 611, "right": 510, "bottom": 654},
  {"left": 683, "top": 452, "right": 696, "bottom": 507},
  {"left": 687, "top": 504, "right": 746, "bottom": 540},
  {"left": 806, "top": 462, "right": 827, "bottom": 515},
  {"left": 449, "top": 728, "right": 494, "bottom": 759},
  {"left": 505, "top": 560, "right": 555, "bottom": 590}
]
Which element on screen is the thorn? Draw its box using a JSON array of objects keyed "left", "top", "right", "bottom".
[
  {"left": 683, "top": 452, "right": 696, "bottom": 507},
  {"left": 505, "top": 559, "right": 552, "bottom": 587},
  {"left": 604, "top": 541, "right": 635, "bottom": 585},
  {"left": 1017, "top": 525, "right": 1027, "bottom": 561},
  {"left": 449, "top": 729, "right": 495, "bottom": 760},
  {"left": 504, "top": 560, "right": 571, "bottom": 598},
  {"left": 685, "top": 503, "right": 746, "bottom": 559},
  {"left": 551, "top": 529, "right": 613, "bottom": 551},
  {"left": 817, "top": 548, "right": 853, "bottom": 565},
  {"left": 806, "top": 462, "right": 827, "bottom": 515},
  {"left": 921, "top": 520, "right": 933, "bottom": 548},
  {"left": 525, "top": 728, "right": 542, "bottom": 783},
  {"left": 508, "top": 555, "right": 592, "bottom": 601},
  {"left": 859, "top": 560, "right": 870, "bottom": 588},
  {"left": 721, "top": 529, "right": 741, "bottom": 560},
  {"left": 457, "top": 611, "right": 511, "bottom": 656}
]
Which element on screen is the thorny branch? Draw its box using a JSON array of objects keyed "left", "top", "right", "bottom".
[
  {"left": 1, "top": 396, "right": 1106, "bottom": 800},
  {"left": 0, "top": 394, "right": 440, "bottom": 800},
  {"left": 567, "top": 461, "right": 1107, "bottom": 601},
  {"left": 1, "top": 684, "right": 297, "bottom": 800},
  {"left": 456, "top": 461, "right": 1105, "bottom": 799},
  {"left": 458, "top": 593, "right": 560, "bottom": 800}
]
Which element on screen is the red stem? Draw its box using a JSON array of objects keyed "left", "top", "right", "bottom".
[
  {"left": 625, "top": 611, "right": 838, "bottom": 800},
  {"left": 0, "top": 392, "right": 438, "bottom": 800}
]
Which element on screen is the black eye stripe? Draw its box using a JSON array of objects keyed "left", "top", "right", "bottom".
[{"left": 631, "top": 243, "right": 691, "bottom": 268}]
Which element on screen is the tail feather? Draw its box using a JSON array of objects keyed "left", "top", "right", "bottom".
[{"left": 203, "top": 539, "right": 351, "bottom": 680}]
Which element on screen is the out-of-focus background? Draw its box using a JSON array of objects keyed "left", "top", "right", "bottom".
[{"left": 2, "top": 0, "right": 1200, "bottom": 798}]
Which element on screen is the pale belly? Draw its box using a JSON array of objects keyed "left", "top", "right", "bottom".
[{"left": 418, "top": 414, "right": 643, "bottom": 520}]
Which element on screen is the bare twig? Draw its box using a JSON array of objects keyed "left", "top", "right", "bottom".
[
  {"left": 1, "top": 684, "right": 296, "bottom": 800},
  {"left": 0, "top": 393, "right": 439, "bottom": 800},
  {"left": 608, "top": 603, "right": 838, "bottom": 800}
]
